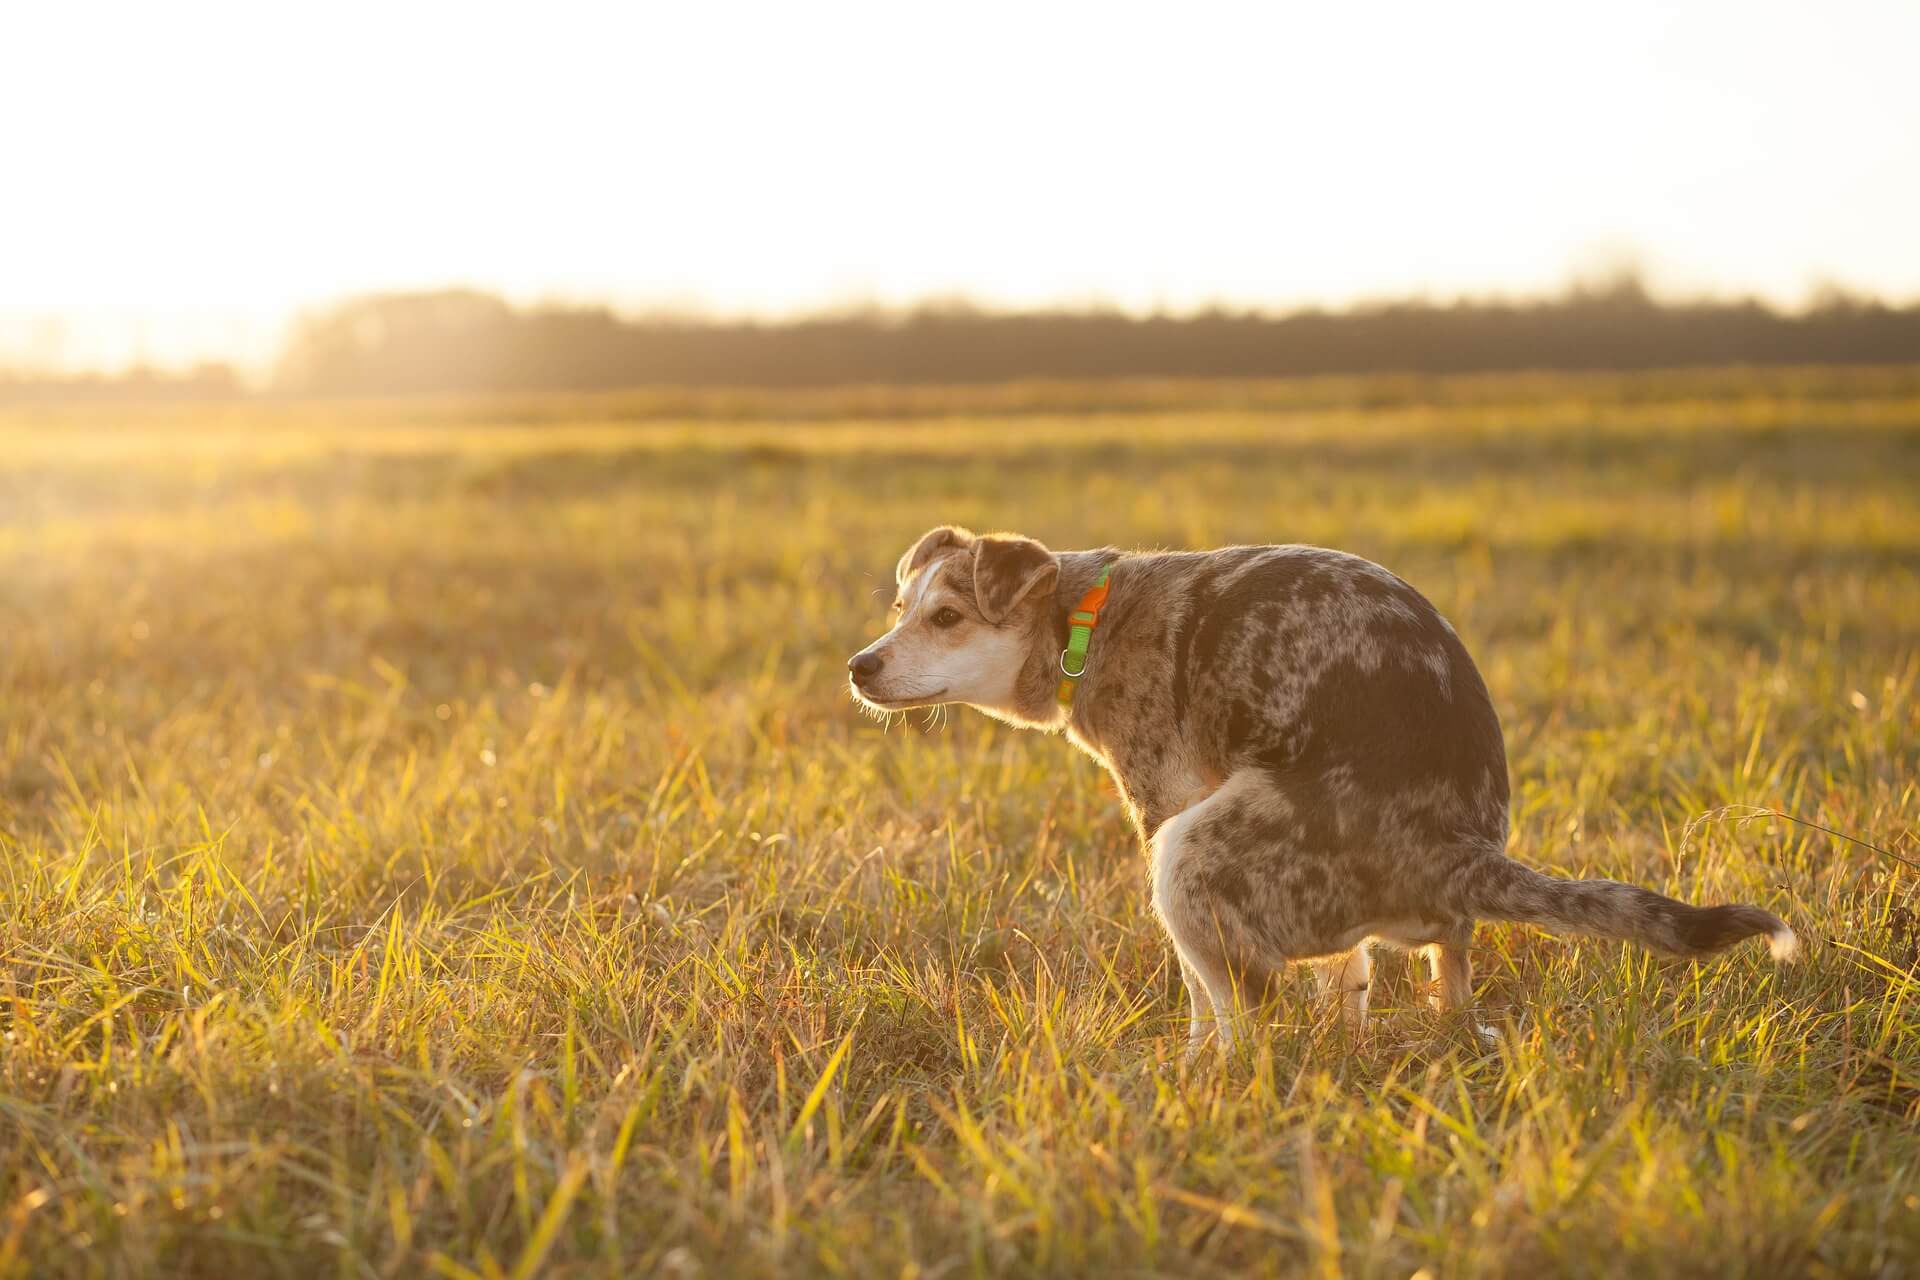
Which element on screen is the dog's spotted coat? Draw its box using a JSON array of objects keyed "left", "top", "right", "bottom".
[{"left": 850, "top": 527, "right": 1797, "bottom": 1050}]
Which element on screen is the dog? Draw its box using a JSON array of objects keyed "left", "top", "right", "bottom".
[{"left": 848, "top": 527, "right": 1798, "bottom": 1052}]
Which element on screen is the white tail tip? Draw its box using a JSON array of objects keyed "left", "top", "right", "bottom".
[{"left": 1768, "top": 925, "right": 1800, "bottom": 962}]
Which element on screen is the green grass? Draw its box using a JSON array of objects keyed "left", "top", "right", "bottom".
[{"left": 2, "top": 369, "right": 1917, "bottom": 1278}]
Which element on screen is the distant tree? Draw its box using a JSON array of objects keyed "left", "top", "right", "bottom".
[
  {"left": 277, "top": 291, "right": 518, "bottom": 394},
  {"left": 0, "top": 361, "right": 240, "bottom": 404}
]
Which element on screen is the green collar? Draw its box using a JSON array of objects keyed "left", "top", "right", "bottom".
[{"left": 1056, "top": 564, "right": 1113, "bottom": 707}]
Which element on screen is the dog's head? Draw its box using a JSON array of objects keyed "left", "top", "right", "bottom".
[{"left": 848, "top": 525, "right": 1058, "bottom": 719}]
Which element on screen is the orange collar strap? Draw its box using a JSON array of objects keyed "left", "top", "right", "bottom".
[{"left": 1056, "top": 564, "right": 1113, "bottom": 707}]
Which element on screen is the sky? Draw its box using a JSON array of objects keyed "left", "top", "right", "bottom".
[{"left": 4, "top": 0, "right": 1919, "bottom": 373}]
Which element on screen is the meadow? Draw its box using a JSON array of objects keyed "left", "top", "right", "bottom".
[{"left": 1, "top": 369, "right": 1917, "bottom": 1278}]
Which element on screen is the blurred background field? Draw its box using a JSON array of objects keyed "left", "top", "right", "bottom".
[{"left": 2, "top": 370, "right": 1917, "bottom": 1277}]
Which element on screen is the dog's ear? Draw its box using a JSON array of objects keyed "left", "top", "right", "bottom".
[
  {"left": 897, "top": 525, "right": 974, "bottom": 585},
  {"left": 971, "top": 535, "right": 1058, "bottom": 624}
]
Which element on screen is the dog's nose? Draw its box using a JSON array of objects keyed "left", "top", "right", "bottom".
[{"left": 848, "top": 651, "right": 883, "bottom": 683}]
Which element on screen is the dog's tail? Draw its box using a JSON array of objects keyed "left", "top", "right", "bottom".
[{"left": 1458, "top": 856, "right": 1798, "bottom": 961}]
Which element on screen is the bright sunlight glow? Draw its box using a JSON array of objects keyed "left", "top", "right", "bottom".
[{"left": 4, "top": 0, "right": 1919, "bottom": 370}]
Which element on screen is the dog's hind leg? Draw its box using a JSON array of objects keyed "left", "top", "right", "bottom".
[
  {"left": 1311, "top": 945, "right": 1371, "bottom": 1030},
  {"left": 1151, "top": 798, "right": 1258, "bottom": 1055},
  {"left": 1424, "top": 925, "right": 1473, "bottom": 1012},
  {"left": 1149, "top": 771, "right": 1309, "bottom": 1056},
  {"left": 1175, "top": 955, "right": 1217, "bottom": 1052},
  {"left": 1424, "top": 920, "right": 1496, "bottom": 1045}
]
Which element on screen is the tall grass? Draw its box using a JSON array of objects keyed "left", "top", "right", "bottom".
[{"left": 2, "top": 371, "right": 1916, "bottom": 1276}]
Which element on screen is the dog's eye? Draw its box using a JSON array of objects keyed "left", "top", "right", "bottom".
[{"left": 931, "top": 607, "right": 963, "bottom": 628}]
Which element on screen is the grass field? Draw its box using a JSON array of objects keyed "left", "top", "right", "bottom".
[{"left": 2, "top": 370, "right": 1918, "bottom": 1278}]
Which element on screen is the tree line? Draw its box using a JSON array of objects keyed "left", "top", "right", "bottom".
[
  {"left": 6, "top": 277, "right": 1919, "bottom": 401},
  {"left": 270, "top": 280, "right": 1920, "bottom": 395}
]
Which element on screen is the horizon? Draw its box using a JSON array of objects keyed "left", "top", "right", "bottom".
[
  {"left": 7, "top": 0, "right": 1920, "bottom": 374},
  {"left": 15, "top": 270, "right": 1920, "bottom": 390}
]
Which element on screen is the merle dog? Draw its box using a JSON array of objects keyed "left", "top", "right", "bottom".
[{"left": 849, "top": 527, "right": 1797, "bottom": 1050}]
